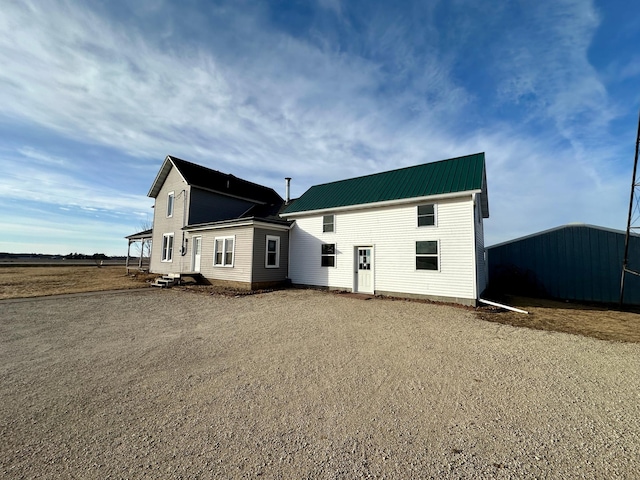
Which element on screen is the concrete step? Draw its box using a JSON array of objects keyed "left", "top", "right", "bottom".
[{"left": 152, "top": 275, "right": 180, "bottom": 288}]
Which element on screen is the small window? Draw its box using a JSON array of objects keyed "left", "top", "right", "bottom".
[
  {"left": 416, "top": 241, "right": 438, "bottom": 270},
  {"left": 214, "top": 236, "right": 235, "bottom": 267},
  {"left": 417, "top": 204, "right": 436, "bottom": 227},
  {"left": 265, "top": 235, "right": 280, "bottom": 268},
  {"left": 321, "top": 243, "right": 336, "bottom": 267},
  {"left": 161, "top": 233, "right": 174, "bottom": 262},
  {"left": 167, "top": 192, "right": 175, "bottom": 217},
  {"left": 323, "top": 215, "right": 335, "bottom": 233}
]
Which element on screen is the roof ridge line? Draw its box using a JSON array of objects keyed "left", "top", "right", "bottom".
[
  {"left": 307, "top": 152, "right": 485, "bottom": 188},
  {"left": 168, "top": 155, "right": 281, "bottom": 196}
]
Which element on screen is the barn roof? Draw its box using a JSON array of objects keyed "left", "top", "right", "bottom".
[{"left": 281, "top": 153, "right": 488, "bottom": 216}]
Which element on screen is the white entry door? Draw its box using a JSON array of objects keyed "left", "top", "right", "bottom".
[
  {"left": 192, "top": 236, "right": 202, "bottom": 272},
  {"left": 356, "top": 247, "right": 374, "bottom": 294}
]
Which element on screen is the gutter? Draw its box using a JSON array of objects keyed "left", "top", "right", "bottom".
[{"left": 184, "top": 217, "right": 293, "bottom": 232}]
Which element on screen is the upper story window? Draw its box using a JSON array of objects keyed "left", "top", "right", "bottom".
[
  {"left": 161, "top": 233, "right": 174, "bottom": 262},
  {"left": 417, "top": 204, "right": 436, "bottom": 227},
  {"left": 167, "top": 191, "right": 175, "bottom": 217},
  {"left": 416, "top": 240, "right": 438, "bottom": 270},
  {"left": 321, "top": 243, "right": 336, "bottom": 267},
  {"left": 265, "top": 235, "right": 280, "bottom": 268},
  {"left": 214, "top": 236, "right": 235, "bottom": 267},
  {"left": 323, "top": 215, "right": 335, "bottom": 233}
]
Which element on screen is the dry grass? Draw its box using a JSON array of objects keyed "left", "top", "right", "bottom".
[
  {"left": 0, "top": 266, "right": 155, "bottom": 300},
  {"left": 478, "top": 295, "right": 640, "bottom": 343}
]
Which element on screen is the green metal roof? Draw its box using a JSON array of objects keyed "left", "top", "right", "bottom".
[{"left": 282, "top": 152, "right": 487, "bottom": 215}]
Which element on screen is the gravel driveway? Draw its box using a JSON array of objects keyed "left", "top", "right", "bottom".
[{"left": 1, "top": 289, "right": 639, "bottom": 479}]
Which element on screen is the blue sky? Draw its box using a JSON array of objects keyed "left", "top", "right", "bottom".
[{"left": 1, "top": 0, "right": 639, "bottom": 255}]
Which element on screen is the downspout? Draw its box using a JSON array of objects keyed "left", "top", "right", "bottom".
[
  {"left": 287, "top": 220, "right": 295, "bottom": 284},
  {"left": 180, "top": 189, "right": 188, "bottom": 274}
]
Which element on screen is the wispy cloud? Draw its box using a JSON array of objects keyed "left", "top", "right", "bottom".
[
  {"left": 0, "top": 148, "right": 150, "bottom": 214},
  {"left": 0, "top": 0, "right": 635, "bottom": 254}
]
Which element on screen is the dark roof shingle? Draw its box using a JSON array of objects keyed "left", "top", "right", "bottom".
[{"left": 168, "top": 156, "right": 283, "bottom": 205}]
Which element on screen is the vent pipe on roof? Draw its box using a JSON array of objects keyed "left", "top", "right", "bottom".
[{"left": 285, "top": 177, "right": 291, "bottom": 204}]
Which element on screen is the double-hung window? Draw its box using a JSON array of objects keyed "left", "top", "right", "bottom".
[
  {"left": 416, "top": 241, "right": 438, "bottom": 270},
  {"left": 167, "top": 191, "right": 175, "bottom": 217},
  {"left": 323, "top": 215, "right": 335, "bottom": 233},
  {"left": 214, "top": 236, "right": 235, "bottom": 267},
  {"left": 265, "top": 235, "right": 280, "bottom": 268},
  {"left": 161, "top": 233, "right": 174, "bottom": 262},
  {"left": 321, "top": 243, "right": 336, "bottom": 267},
  {"left": 417, "top": 204, "right": 436, "bottom": 227}
]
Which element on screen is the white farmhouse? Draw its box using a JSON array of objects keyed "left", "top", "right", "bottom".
[{"left": 280, "top": 153, "right": 489, "bottom": 305}]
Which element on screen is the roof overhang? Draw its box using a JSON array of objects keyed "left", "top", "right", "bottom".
[
  {"left": 184, "top": 217, "right": 293, "bottom": 233},
  {"left": 147, "top": 156, "right": 187, "bottom": 198},
  {"left": 480, "top": 164, "right": 489, "bottom": 218},
  {"left": 125, "top": 229, "right": 153, "bottom": 240},
  {"left": 280, "top": 190, "right": 481, "bottom": 218}
]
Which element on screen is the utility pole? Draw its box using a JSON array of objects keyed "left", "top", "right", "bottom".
[{"left": 620, "top": 108, "right": 640, "bottom": 308}]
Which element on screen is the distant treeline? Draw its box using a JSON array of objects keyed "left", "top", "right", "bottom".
[{"left": 0, "top": 253, "right": 127, "bottom": 260}]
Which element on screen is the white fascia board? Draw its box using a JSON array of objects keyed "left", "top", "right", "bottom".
[
  {"left": 185, "top": 219, "right": 292, "bottom": 233},
  {"left": 253, "top": 220, "right": 292, "bottom": 231},
  {"left": 280, "top": 190, "right": 480, "bottom": 218},
  {"left": 147, "top": 156, "right": 188, "bottom": 198}
]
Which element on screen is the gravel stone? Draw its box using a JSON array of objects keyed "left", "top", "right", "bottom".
[{"left": 1, "top": 288, "right": 639, "bottom": 478}]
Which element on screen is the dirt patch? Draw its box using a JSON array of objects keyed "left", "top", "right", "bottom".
[
  {"left": 478, "top": 295, "right": 640, "bottom": 343},
  {"left": 0, "top": 266, "right": 155, "bottom": 300}
]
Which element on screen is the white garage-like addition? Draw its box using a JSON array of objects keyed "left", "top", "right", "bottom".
[{"left": 280, "top": 153, "right": 490, "bottom": 306}]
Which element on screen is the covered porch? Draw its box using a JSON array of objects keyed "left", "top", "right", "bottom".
[{"left": 125, "top": 229, "right": 152, "bottom": 274}]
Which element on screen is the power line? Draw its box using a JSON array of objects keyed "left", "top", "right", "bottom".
[{"left": 620, "top": 108, "right": 640, "bottom": 307}]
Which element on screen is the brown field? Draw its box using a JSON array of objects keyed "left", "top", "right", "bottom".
[
  {"left": 0, "top": 266, "right": 155, "bottom": 300},
  {"left": 478, "top": 295, "right": 640, "bottom": 343},
  {"left": 1, "top": 266, "right": 639, "bottom": 343}
]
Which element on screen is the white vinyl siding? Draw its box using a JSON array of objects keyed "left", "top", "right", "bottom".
[
  {"left": 194, "top": 227, "right": 253, "bottom": 283},
  {"left": 149, "top": 167, "right": 188, "bottom": 275},
  {"left": 288, "top": 195, "right": 476, "bottom": 301}
]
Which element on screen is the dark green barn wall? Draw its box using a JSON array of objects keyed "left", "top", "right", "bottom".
[{"left": 487, "top": 225, "right": 640, "bottom": 305}]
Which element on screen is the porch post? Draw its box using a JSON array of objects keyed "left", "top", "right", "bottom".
[
  {"left": 138, "top": 240, "right": 144, "bottom": 269},
  {"left": 126, "top": 239, "right": 131, "bottom": 272}
]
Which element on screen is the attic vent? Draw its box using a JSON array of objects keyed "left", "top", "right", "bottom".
[{"left": 226, "top": 179, "right": 230, "bottom": 189}]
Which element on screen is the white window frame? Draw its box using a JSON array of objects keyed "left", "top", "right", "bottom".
[
  {"left": 265, "top": 235, "right": 280, "bottom": 269},
  {"left": 167, "top": 191, "right": 175, "bottom": 218},
  {"left": 323, "top": 214, "right": 335, "bottom": 233},
  {"left": 161, "top": 233, "right": 174, "bottom": 262},
  {"left": 416, "top": 240, "right": 439, "bottom": 271},
  {"left": 321, "top": 243, "right": 336, "bottom": 267},
  {"left": 214, "top": 236, "right": 235, "bottom": 267},
  {"left": 417, "top": 203, "right": 437, "bottom": 227}
]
